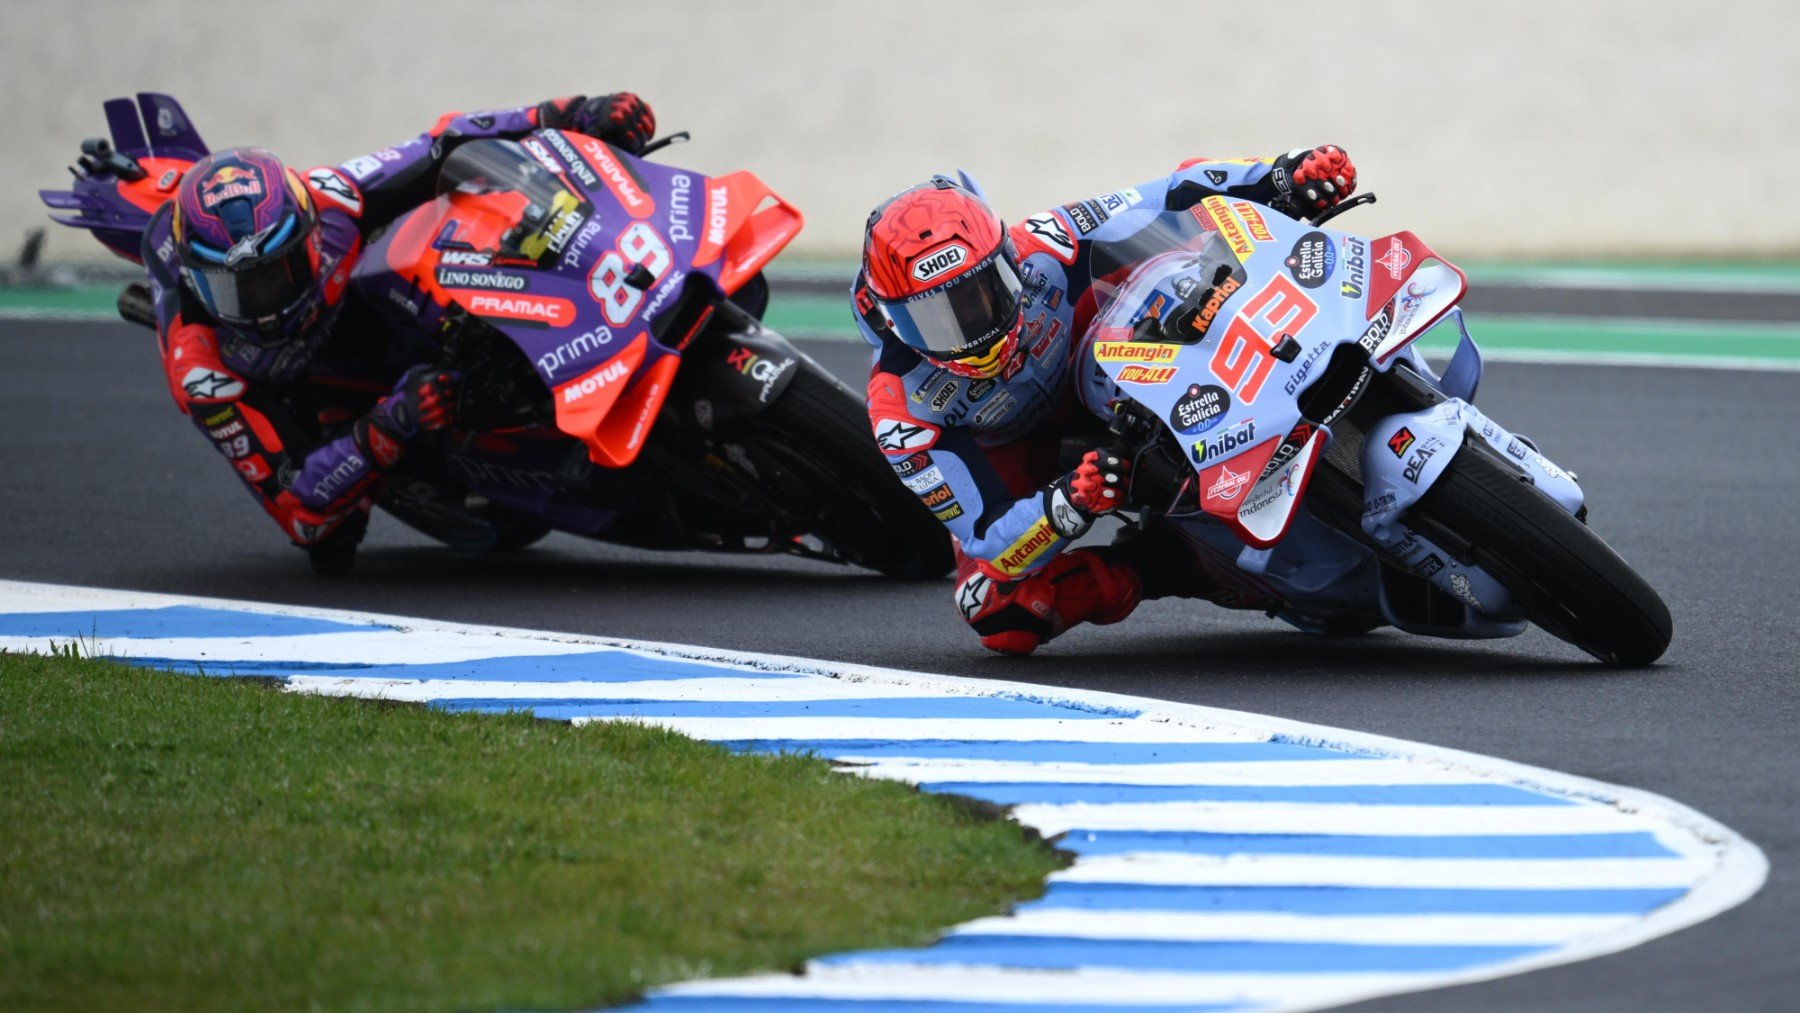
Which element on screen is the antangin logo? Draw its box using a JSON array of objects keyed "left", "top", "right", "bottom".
[{"left": 995, "top": 521, "right": 1057, "bottom": 573}]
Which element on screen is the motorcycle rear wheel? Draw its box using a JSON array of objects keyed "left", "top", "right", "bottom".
[
  {"left": 740, "top": 362, "right": 953, "bottom": 579},
  {"left": 1409, "top": 438, "right": 1673, "bottom": 666}
]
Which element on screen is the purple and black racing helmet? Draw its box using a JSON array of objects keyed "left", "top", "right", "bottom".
[{"left": 173, "top": 147, "right": 322, "bottom": 345}]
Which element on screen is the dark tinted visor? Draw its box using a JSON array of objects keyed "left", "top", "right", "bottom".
[{"left": 186, "top": 219, "right": 316, "bottom": 326}]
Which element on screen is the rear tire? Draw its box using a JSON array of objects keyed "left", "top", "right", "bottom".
[
  {"left": 1409, "top": 439, "right": 1672, "bottom": 666},
  {"left": 743, "top": 362, "right": 953, "bottom": 579}
]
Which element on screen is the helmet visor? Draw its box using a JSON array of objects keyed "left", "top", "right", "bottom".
[
  {"left": 185, "top": 214, "right": 317, "bottom": 328},
  {"left": 879, "top": 247, "right": 1023, "bottom": 359}
]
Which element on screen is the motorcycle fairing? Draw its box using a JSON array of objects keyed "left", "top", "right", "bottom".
[
  {"left": 1087, "top": 204, "right": 1483, "bottom": 551},
  {"left": 363, "top": 132, "right": 804, "bottom": 467},
  {"left": 692, "top": 170, "right": 806, "bottom": 295},
  {"left": 1362, "top": 232, "right": 1468, "bottom": 365},
  {"left": 675, "top": 319, "right": 804, "bottom": 425},
  {"left": 39, "top": 94, "right": 208, "bottom": 263}
]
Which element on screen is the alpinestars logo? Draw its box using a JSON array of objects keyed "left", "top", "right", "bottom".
[
  {"left": 181, "top": 367, "right": 244, "bottom": 401},
  {"left": 306, "top": 168, "right": 361, "bottom": 215},
  {"left": 874, "top": 417, "right": 936, "bottom": 453},
  {"left": 957, "top": 574, "right": 992, "bottom": 621},
  {"left": 1022, "top": 212, "right": 1076, "bottom": 261}
]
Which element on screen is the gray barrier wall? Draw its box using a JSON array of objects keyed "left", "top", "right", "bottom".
[{"left": 7, "top": 0, "right": 1796, "bottom": 263}]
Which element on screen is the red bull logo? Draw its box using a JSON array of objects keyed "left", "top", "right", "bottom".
[{"left": 201, "top": 165, "right": 265, "bottom": 208}]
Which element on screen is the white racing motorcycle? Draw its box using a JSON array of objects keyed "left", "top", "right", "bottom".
[{"left": 1077, "top": 194, "right": 1671, "bottom": 665}]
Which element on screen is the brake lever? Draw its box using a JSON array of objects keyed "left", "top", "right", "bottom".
[
  {"left": 1104, "top": 399, "right": 1163, "bottom": 504},
  {"left": 1309, "top": 191, "right": 1376, "bottom": 228},
  {"left": 636, "top": 131, "right": 691, "bottom": 159}
]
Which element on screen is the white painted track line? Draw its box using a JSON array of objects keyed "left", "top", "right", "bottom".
[{"left": 951, "top": 910, "right": 1640, "bottom": 946}]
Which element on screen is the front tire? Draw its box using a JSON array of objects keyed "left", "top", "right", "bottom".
[
  {"left": 741, "top": 362, "right": 953, "bottom": 579},
  {"left": 1409, "top": 438, "right": 1673, "bottom": 666}
]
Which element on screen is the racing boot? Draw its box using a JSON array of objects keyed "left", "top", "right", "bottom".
[
  {"left": 303, "top": 509, "right": 370, "bottom": 576},
  {"left": 955, "top": 548, "right": 1144, "bottom": 656}
]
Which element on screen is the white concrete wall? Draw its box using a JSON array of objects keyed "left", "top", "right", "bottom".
[{"left": 7, "top": 0, "right": 1797, "bottom": 263}]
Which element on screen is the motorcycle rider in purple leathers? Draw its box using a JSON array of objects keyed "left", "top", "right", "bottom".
[
  {"left": 856, "top": 146, "right": 1358, "bottom": 653},
  {"left": 145, "top": 93, "right": 656, "bottom": 571}
]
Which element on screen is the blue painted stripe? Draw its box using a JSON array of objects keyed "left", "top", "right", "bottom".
[
  {"left": 1034, "top": 882, "right": 1684, "bottom": 915},
  {"left": 431, "top": 696, "right": 1131, "bottom": 721},
  {"left": 117, "top": 652, "right": 810, "bottom": 683},
  {"left": 822, "top": 934, "right": 1550, "bottom": 973},
  {"left": 633, "top": 998, "right": 1242, "bottom": 1013},
  {"left": 921, "top": 781, "right": 1569, "bottom": 807},
  {"left": 0, "top": 605, "right": 377, "bottom": 639},
  {"left": 1059, "top": 830, "right": 1680, "bottom": 859},
  {"left": 716, "top": 739, "right": 1347, "bottom": 763}
]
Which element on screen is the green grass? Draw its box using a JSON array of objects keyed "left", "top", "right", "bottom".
[{"left": 0, "top": 651, "right": 1065, "bottom": 1011}]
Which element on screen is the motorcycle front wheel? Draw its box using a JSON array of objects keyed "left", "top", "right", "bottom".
[{"left": 1407, "top": 438, "right": 1673, "bottom": 666}]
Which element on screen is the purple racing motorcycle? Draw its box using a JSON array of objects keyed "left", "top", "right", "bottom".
[{"left": 43, "top": 94, "right": 952, "bottom": 578}]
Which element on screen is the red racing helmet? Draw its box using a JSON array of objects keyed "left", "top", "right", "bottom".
[{"left": 862, "top": 178, "right": 1023, "bottom": 378}]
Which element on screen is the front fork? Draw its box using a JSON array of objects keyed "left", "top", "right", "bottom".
[{"left": 1357, "top": 383, "right": 1586, "bottom": 629}]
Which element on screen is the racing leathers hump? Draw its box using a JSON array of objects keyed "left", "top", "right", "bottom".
[{"left": 857, "top": 154, "right": 1294, "bottom": 583}]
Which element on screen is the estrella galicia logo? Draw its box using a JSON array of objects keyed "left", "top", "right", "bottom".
[
  {"left": 1170, "top": 383, "right": 1230, "bottom": 434},
  {"left": 1285, "top": 231, "right": 1335, "bottom": 289}
]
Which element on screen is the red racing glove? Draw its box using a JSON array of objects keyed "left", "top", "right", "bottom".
[
  {"left": 579, "top": 93, "right": 656, "bottom": 154},
  {"left": 1272, "top": 144, "right": 1357, "bottom": 217},
  {"left": 538, "top": 93, "right": 657, "bottom": 154},
  {"left": 1046, "top": 450, "right": 1131, "bottom": 539}
]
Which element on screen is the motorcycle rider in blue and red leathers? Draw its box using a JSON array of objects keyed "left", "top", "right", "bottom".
[
  {"left": 145, "top": 93, "right": 656, "bottom": 571},
  {"left": 855, "top": 146, "right": 1358, "bottom": 653}
]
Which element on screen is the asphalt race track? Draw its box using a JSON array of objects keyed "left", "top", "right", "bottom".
[{"left": 3, "top": 316, "right": 1796, "bottom": 1011}]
